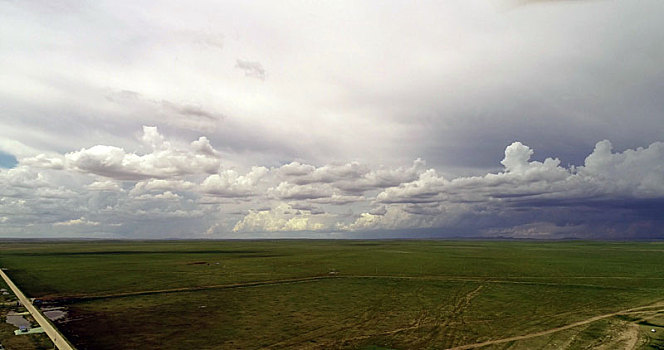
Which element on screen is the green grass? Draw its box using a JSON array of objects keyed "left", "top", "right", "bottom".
[{"left": 1, "top": 240, "right": 664, "bottom": 349}]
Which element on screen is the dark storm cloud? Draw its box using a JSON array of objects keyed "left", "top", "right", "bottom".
[{"left": 347, "top": 140, "right": 664, "bottom": 237}]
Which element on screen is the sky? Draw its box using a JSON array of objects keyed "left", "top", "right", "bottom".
[{"left": 1, "top": 0, "right": 663, "bottom": 239}]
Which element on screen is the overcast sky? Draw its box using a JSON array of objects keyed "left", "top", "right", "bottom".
[{"left": 1, "top": 0, "right": 663, "bottom": 239}]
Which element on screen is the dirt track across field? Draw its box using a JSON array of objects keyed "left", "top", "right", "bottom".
[
  {"left": 53, "top": 275, "right": 335, "bottom": 302},
  {"left": 0, "top": 268, "right": 76, "bottom": 350},
  {"left": 52, "top": 273, "right": 640, "bottom": 302},
  {"left": 443, "top": 302, "right": 664, "bottom": 350}
]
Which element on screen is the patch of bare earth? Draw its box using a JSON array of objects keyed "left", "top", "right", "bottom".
[{"left": 593, "top": 323, "right": 639, "bottom": 350}]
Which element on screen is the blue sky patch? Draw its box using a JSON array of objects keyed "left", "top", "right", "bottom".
[{"left": 0, "top": 151, "right": 18, "bottom": 168}]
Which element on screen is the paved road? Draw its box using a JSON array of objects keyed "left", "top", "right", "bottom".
[{"left": 0, "top": 268, "right": 75, "bottom": 350}]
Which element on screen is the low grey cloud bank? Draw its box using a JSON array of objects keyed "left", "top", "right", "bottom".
[{"left": 1, "top": 125, "right": 662, "bottom": 239}]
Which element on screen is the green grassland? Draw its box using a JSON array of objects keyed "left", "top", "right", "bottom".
[{"left": 1, "top": 240, "right": 664, "bottom": 349}]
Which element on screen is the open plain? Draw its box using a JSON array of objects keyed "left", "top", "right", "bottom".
[{"left": 1, "top": 240, "right": 664, "bottom": 349}]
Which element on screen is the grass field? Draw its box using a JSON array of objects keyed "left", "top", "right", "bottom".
[{"left": 1, "top": 240, "right": 664, "bottom": 349}]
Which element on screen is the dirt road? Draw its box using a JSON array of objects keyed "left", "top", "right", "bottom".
[
  {"left": 0, "top": 268, "right": 75, "bottom": 350},
  {"left": 58, "top": 275, "right": 334, "bottom": 301},
  {"left": 444, "top": 302, "right": 664, "bottom": 350},
  {"left": 56, "top": 274, "right": 630, "bottom": 302}
]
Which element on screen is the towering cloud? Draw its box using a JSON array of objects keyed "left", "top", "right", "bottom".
[
  {"left": 63, "top": 127, "right": 221, "bottom": 180},
  {"left": 346, "top": 140, "right": 664, "bottom": 238}
]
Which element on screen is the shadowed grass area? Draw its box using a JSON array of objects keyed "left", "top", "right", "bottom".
[{"left": 1, "top": 240, "right": 664, "bottom": 349}]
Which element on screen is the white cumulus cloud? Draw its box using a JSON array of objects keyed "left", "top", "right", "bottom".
[
  {"left": 201, "top": 166, "right": 269, "bottom": 197},
  {"left": 232, "top": 203, "right": 331, "bottom": 232},
  {"left": 53, "top": 217, "right": 101, "bottom": 226},
  {"left": 65, "top": 126, "right": 221, "bottom": 180}
]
